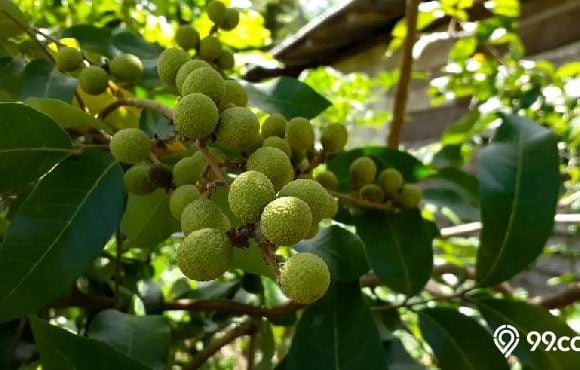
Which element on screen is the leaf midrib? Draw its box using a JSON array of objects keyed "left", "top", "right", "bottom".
[{"left": 386, "top": 217, "right": 412, "bottom": 295}]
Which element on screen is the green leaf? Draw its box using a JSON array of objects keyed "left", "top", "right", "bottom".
[
  {"left": 255, "top": 321, "right": 276, "bottom": 370},
  {"left": 19, "top": 59, "right": 78, "bottom": 102},
  {"left": 30, "top": 316, "right": 149, "bottom": 370},
  {"left": 0, "top": 57, "right": 25, "bottom": 101},
  {"left": 449, "top": 37, "right": 477, "bottom": 61},
  {"left": 423, "top": 167, "right": 480, "bottom": 221},
  {"left": 139, "top": 108, "right": 173, "bottom": 139},
  {"left": 112, "top": 31, "right": 164, "bottom": 60},
  {"left": 295, "top": 225, "right": 369, "bottom": 281},
  {"left": 418, "top": 307, "right": 509, "bottom": 370},
  {"left": 232, "top": 241, "right": 274, "bottom": 278},
  {"left": 475, "top": 298, "right": 578, "bottom": 370},
  {"left": 354, "top": 210, "right": 434, "bottom": 296},
  {"left": 284, "top": 281, "right": 389, "bottom": 370},
  {"left": 24, "top": 97, "right": 110, "bottom": 132},
  {"left": 121, "top": 189, "right": 179, "bottom": 250},
  {"left": 88, "top": 309, "right": 170, "bottom": 370},
  {"left": 0, "top": 151, "right": 124, "bottom": 322},
  {"left": 0, "top": 102, "right": 72, "bottom": 192},
  {"left": 242, "top": 77, "right": 331, "bottom": 119},
  {"left": 61, "top": 25, "right": 114, "bottom": 57},
  {"left": 327, "top": 147, "right": 434, "bottom": 192},
  {"left": 441, "top": 111, "right": 481, "bottom": 145},
  {"left": 0, "top": 0, "right": 27, "bottom": 40},
  {"left": 476, "top": 115, "right": 559, "bottom": 287}
]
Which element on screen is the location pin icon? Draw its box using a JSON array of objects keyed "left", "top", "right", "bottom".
[{"left": 493, "top": 325, "right": 520, "bottom": 357}]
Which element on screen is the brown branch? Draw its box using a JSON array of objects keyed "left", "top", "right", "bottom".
[
  {"left": 1, "top": 10, "right": 55, "bottom": 62},
  {"left": 194, "top": 140, "right": 229, "bottom": 187},
  {"left": 387, "top": 0, "right": 421, "bottom": 148},
  {"left": 246, "top": 323, "right": 259, "bottom": 370},
  {"left": 327, "top": 190, "right": 393, "bottom": 211},
  {"left": 98, "top": 97, "right": 173, "bottom": 121},
  {"left": 535, "top": 285, "right": 580, "bottom": 310},
  {"left": 187, "top": 319, "right": 258, "bottom": 370}
]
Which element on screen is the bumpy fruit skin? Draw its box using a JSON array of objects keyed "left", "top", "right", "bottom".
[
  {"left": 262, "top": 136, "right": 291, "bottom": 157},
  {"left": 398, "top": 184, "right": 422, "bottom": 208},
  {"left": 56, "top": 47, "right": 83, "bottom": 72},
  {"left": 279, "top": 252, "right": 330, "bottom": 304},
  {"left": 199, "top": 36, "right": 223, "bottom": 61},
  {"left": 169, "top": 184, "right": 201, "bottom": 219},
  {"left": 78, "top": 66, "right": 109, "bottom": 95},
  {"left": 181, "top": 198, "right": 231, "bottom": 235},
  {"left": 148, "top": 162, "right": 173, "bottom": 189},
  {"left": 220, "top": 8, "right": 240, "bottom": 31},
  {"left": 378, "top": 168, "right": 403, "bottom": 194},
  {"left": 260, "top": 197, "right": 312, "bottom": 246},
  {"left": 173, "top": 93, "right": 219, "bottom": 139},
  {"left": 110, "top": 128, "right": 152, "bottom": 164},
  {"left": 175, "top": 25, "right": 200, "bottom": 50},
  {"left": 175, "top": 60, "right": 211, "bottom": 94},
  {"left": 261, "top": 113, "right": 286, "bottom": 138},
  {"left": 207, "top": 1, "right": 227, "bottom": 25},
  {"left": 315, "top": 171, "right": 339, "bottom": 191},
  {"left": 349, "top": 156, "right": 377, "bottom": 189},
  {"left": 279, "top": 179, "right": 338, "bottom": 223},
  {"left": 157, "top": 47, "right": 190, "bottom": 88},
  {"left": 216, "top": 50, "right": 235, "bottom": 70},
  {"left": 181, "top": 67, "right": 225, "bottom": 104},
  {"left": 359, "top": 184, "right": 385, "bottom": 203},
  {"left": 216, "top": 107, "right": 260, "bottom": 151},
  {"left": 286, "top": 117, "right": 314, "bottom": 154},
  {"left": 221, "top": 80, "right": 248, "bottom": 108},
  {"left": 110, "top": 53, "right": 143, "bottom": 83},
  {"left": 228, "top": 171, "right": 275, "bottom": 222},
  {"left": 320, "top": 123, "right": 348, "bottom": 153},
  {"left": 173, "top": 152, "right": 205, "bottom": 186},
  {"left": 247, "top": 147, "right": 294, "bottom": 191},
  {"left": 123, "top": 165, "right": 156, "bottom": 195},
  {"left": 177, "top": 228, "right": 232, "bottom": 281}
]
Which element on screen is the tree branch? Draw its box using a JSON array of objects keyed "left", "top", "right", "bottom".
[
  {"left": 98, "top": 98, "right": 173, "bottom": 121},
  {"left": 327, "top": 190, "right": 393, "bottom": 211},
  {"left": 387, "top": 0, "right": 421, "bottom": 148},
  {"left": 194, "top": 140, "right": 229, "bottom": 187},
  {"left": 536, "top": 285, "right": 580, "bottom": 310}
]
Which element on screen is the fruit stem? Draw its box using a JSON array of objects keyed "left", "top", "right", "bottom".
[
  {"left": 194, "top": 139, "right": 229, "bottom": 187},
  {"left": 98, "top": 97, "right": 173, "bottom": 121},
  {"left": 326, "top": 190, "right": 393, "bottom": 211}
]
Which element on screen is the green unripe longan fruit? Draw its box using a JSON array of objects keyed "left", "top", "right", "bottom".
[
  {"left": 175, "top": 25, "right": 200, "bottom": 50},
  {"left": 169, "top": 184, "right": 201, "bottom": 219},
  {"left": 110, "top": 53, "right": 143, "bottom": 83},
  {"left": 148, "top": 162, "right": 173, "bottom": 189},
  {"left": 261, "top": 113, "right": 286, "bottom": 138},
  {"left": 305, "top": 223, "right": 319, "bottom": 239},
  {"left": 123, "top": 164, "right": 156, "bottom": 195},
  {"left": 207, "top": 1, "right": 227, "bottom": 25},
  {"left": 262, "top": 136, "right": 291, "bottom": 157},
  {"left": 173, "top": 152, "right": 205, "bottom": 186},
  {"left": 56, "top": 47, "right": 83, "bottom": 72},
  {"left": 378, "top": 168, "right": 403, "bottom": 194},
  {"left": 181, "top": 67, "right": 225, "bottom": 104},
  {"left": 173, "top": 93, "right": 219, "bottom": 139},
  {"left": 228, "top": 171, "right": 275, "bottom": 222},
  {"left": 315, "top": 170, "right": 339, "bottom": 191},
  {"left": 247, "top": 147, "right": 294, "bottom": 191},
  {"left": 398, "top": 184, "right": 422, "bottom": 208},
  {"left": 157, "top": 47, "right": 190, "bottom": 88},
  {"left": 110, "top": 128, "right": 152, "bottom": 164},
  {"left": 78, "top": 66, "right": 109, "bottom": 95},
  {"left": 177, "top": 228, "right": 232, "bottom": 281},
  {"left": 279, "top": 252, "right": 330, "bottom": 304},
  {"left": 359, "top": 184, "right": 385, "bottom": 203},
  {"left": 260, "top": 197, "right": 312, "bottom": 246},
  {"left": 221, "top": 80, "right": 248, "bottom": 108},
  {"left": 199, "top": 36, "right": 223, "bottom": 61},
  {"left": 216, "top": 107, "right": 260, "bottom": 151},
  {"left": 220, "top": 8, "right": 240, "bottom": 31},
  {"left": 181, "top": 198, "right": 231, "bottom": 235},
  {"left": 349, "top": 156, "right": 377, "bottom": 189},
  {"left": 175, "top": 59, "right": 211, "bottom": 94},
  {"left": 216, "top": 50, "right": 235, "bottom": 70},
  {"left": 279, "top": 179, "right": 338, "bottom": 223},
  {"left": 286, "top": 117, "right": 314, "bottom": 154},
  {"left": 320, "top": 123, "right": 348, "bottom": 153}
]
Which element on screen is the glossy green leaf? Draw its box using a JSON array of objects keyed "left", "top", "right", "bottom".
[
  {"left": 384, "top": 337, "right": 426, "bottom": 370},
  {"left": 255, "top": 321, "right": 276, "bottom": 370},
  {"left": 121, "top": 189, "right": 179, "bottom": 250},
  {"left": 232, "top": 242, "right": 274, "bottom": 278},
  {"left": 0, "top": 151, "right": 124, "bottom": 322},
  {"left": 112, "top": 31, "right": 164, "bottom": 60},
  {"left": 19, "top": 59, "right": 78, "bottom": 102},
  {"left": 418, "top": 307, "right": 508, "bottom": 370},
  {"left": 61, "top": 25, "right": 114, "bottom": 57},
  {"left": 441, "top": 111, "right": 481, "bottom": 145},
  {"left": 284, "top": 281, "right": 389, "bottom": 370},
  {"left": 0, "top": 0, "right": 27, "bottom": 40},
  {"left": 30, "top": 316, "right": 149, "bottom": 370},
  {"left": 25, "top": 97, "right": 110, "bottom": 132},
  {"left": 242, "top": 77, "right": 331, "bottom": 119},
  {"left": 475, "top": 298, "right": 578, "bottom": 370},
  {"left": 88, "top": 309, "right": 170, "bottom": 370},
  {"left": 295, "top": 225, "right": 369, "bottom": 281},
  {"left": 355, "top": 210, "right": 434, "bottom": 296},
  {"left": 0, "top": 102, "right": 72, "bottom": 192},
  {"left": 476, "top": 115, "right": 559, "bottom": 287},
  {"left": 423, "top": 167, "right": 480, "bottom": 221},
  {"left": 449, "top": 37, "right": 477, "bottom": 61},
  {"left": 139, "top": 108, "right": 173, "bottom": 139},
  {"left": 0, "top": 57, "right": 25, "bottom": 101}
]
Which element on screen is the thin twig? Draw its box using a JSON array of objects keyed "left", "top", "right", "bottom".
[
  {"left": 114, "top": 228, "right": 123, "bottom": 309},
  {"left": 535, "top": 285, "right": 580, "bottom": 310},
  {"left": 1, "top": 10, "right": 55, "bottom": 62},
  {"left": 98, "top": 97, "right": 173, "bottom": 121},
  {"left": 327, "top": 190, "right": 393, "bottom": 211},
  {"left": 194, "top": 140, "right": 229, "bottom": 187}
]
